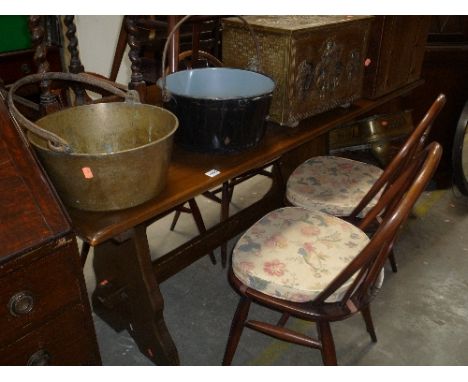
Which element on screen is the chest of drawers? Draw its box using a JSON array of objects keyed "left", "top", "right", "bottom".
[{"left": 0, "top": 97, "right": 101, "bottom": 365}]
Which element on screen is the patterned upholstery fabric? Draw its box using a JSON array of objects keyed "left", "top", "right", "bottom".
[
  {"left": 286, "top": 156, "right": 384, "bottom": 217},
  {"left": 232, "top": 207, "right": 380, "bottom": 303}
]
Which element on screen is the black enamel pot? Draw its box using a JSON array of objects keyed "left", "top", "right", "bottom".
[{"left": 159, "top": 67, "right": 275, "bottom": 154}]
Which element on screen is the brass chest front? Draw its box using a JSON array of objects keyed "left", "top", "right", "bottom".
[{"left": 222, "top": 16, "right": 373, "bottom": 126}]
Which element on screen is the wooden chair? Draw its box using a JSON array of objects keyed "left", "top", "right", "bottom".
[
  {"left": 222, "top": 141, "right": 442, "bottom": 366},
  {"left": 285, "top": 94, "right": 446, "bottom": 272}
]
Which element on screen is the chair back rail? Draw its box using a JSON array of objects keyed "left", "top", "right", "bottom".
[
  {"left": 313, "top": 142, "right": 442, "bottom": 305},
  {"left": 349, "top": 94, "right": 446, "bottom": 220}
]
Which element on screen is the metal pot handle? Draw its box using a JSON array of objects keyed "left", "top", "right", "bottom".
[
  {"left": 7, "top": 71, "right": 136, "bottom": 153},
  {"left": 160, "top": 15, "right": 262, "bottom": 102}
]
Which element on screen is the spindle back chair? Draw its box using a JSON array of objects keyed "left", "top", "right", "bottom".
[
  {"left": 285, "top": 94, "right": 446, "bottom": 272},
  {"left": 223, "top": 142, "right": 442, "bottom": 365}
]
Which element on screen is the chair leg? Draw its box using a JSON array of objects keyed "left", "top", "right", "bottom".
[
  {"left": 187, "top": 198, "right": 217, "bottom": 265},
  {"left": 220, "top": 181, "right": 230, "bottom": 268},
  {"left": 317, "top": 321, "right": 337, "bottom": 366},
  {"left": 277, "top": 312, "right": 290, "bottom": 327},
  {"left": 388, "top": 249, "right": 398, "bottom": 273},
  {"left": 169, "top": 210, "right": 182, "bottom": 231},
  {"left": 222, "top": 296, "right": 251, "bottom": 365},
  {"left": 80, "top": 241, "right": 90, "bottom": 268},
  {"left": 361, "top": 305, "right": 378, "bottom": 342},
  {"left": 272, "top": 160, "right": 285, "bottom": 190},
  {"left": 227, "top": 180, "right": 235, "bottom": 204}
]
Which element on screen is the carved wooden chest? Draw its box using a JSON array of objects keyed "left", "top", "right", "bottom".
[{"left": 222, "top": 16, "right": 373, "bottom": 126}]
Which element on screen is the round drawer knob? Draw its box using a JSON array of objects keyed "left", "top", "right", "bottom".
[
  {"left": 27, "top": 349, "right": 51, "bottom": 366},
  {"left": 20, "top": 63, "right": 32, "bottom": 74},
  {"left": 8, "top": 291, "right": 35, "bottom": 317}
]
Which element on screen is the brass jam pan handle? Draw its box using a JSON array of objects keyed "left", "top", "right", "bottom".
[{"left": 7, "top": 71, "right": 133, "bottom": 153}]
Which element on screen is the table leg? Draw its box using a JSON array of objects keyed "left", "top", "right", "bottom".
[{"left": 92, "top": 224, "right": 179, "bottom": 365}]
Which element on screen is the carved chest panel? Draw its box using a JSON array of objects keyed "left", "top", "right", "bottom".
[{"left": 222, "top": 16, "right": 373, "bottom": 126}]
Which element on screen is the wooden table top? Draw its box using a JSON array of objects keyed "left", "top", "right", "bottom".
[{"left": 68, "top": 81, "right": 422, "bottom": 246}]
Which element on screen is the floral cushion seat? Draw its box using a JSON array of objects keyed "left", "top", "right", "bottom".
[
  {"left": 232, "top": 207, "right": 382, "bottom": 303},
  {"left": 286, "top": 156, "right": 384, "bottom": 216}
]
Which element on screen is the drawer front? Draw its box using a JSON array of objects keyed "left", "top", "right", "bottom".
[
  {"left": 0, "top": 240, "right": 82, "bottom": 344},
  {"left": 0, "top": 303, "right": 100, "bottom": 365}
]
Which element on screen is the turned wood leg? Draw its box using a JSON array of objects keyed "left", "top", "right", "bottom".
[
  {"left": 361, "top": 305, "right": 378, "bottom": 342},
  {"left": 222, "top": 296, "right": 251, "bottom": 365},
  {"left": 126, "top": 16, "right": 147, "bottom": 102},
  {"left": 388, "top": 249, "right": 398, "bottom": 273},
  {"left": 93, "top": 225, "right": 179, "bottom": 365},
  {"left": 317, "top": 321, "right": 337, "bottom": 366},
  {"left": 220, "top": 181, "right": 230, "bottom": 268}
]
